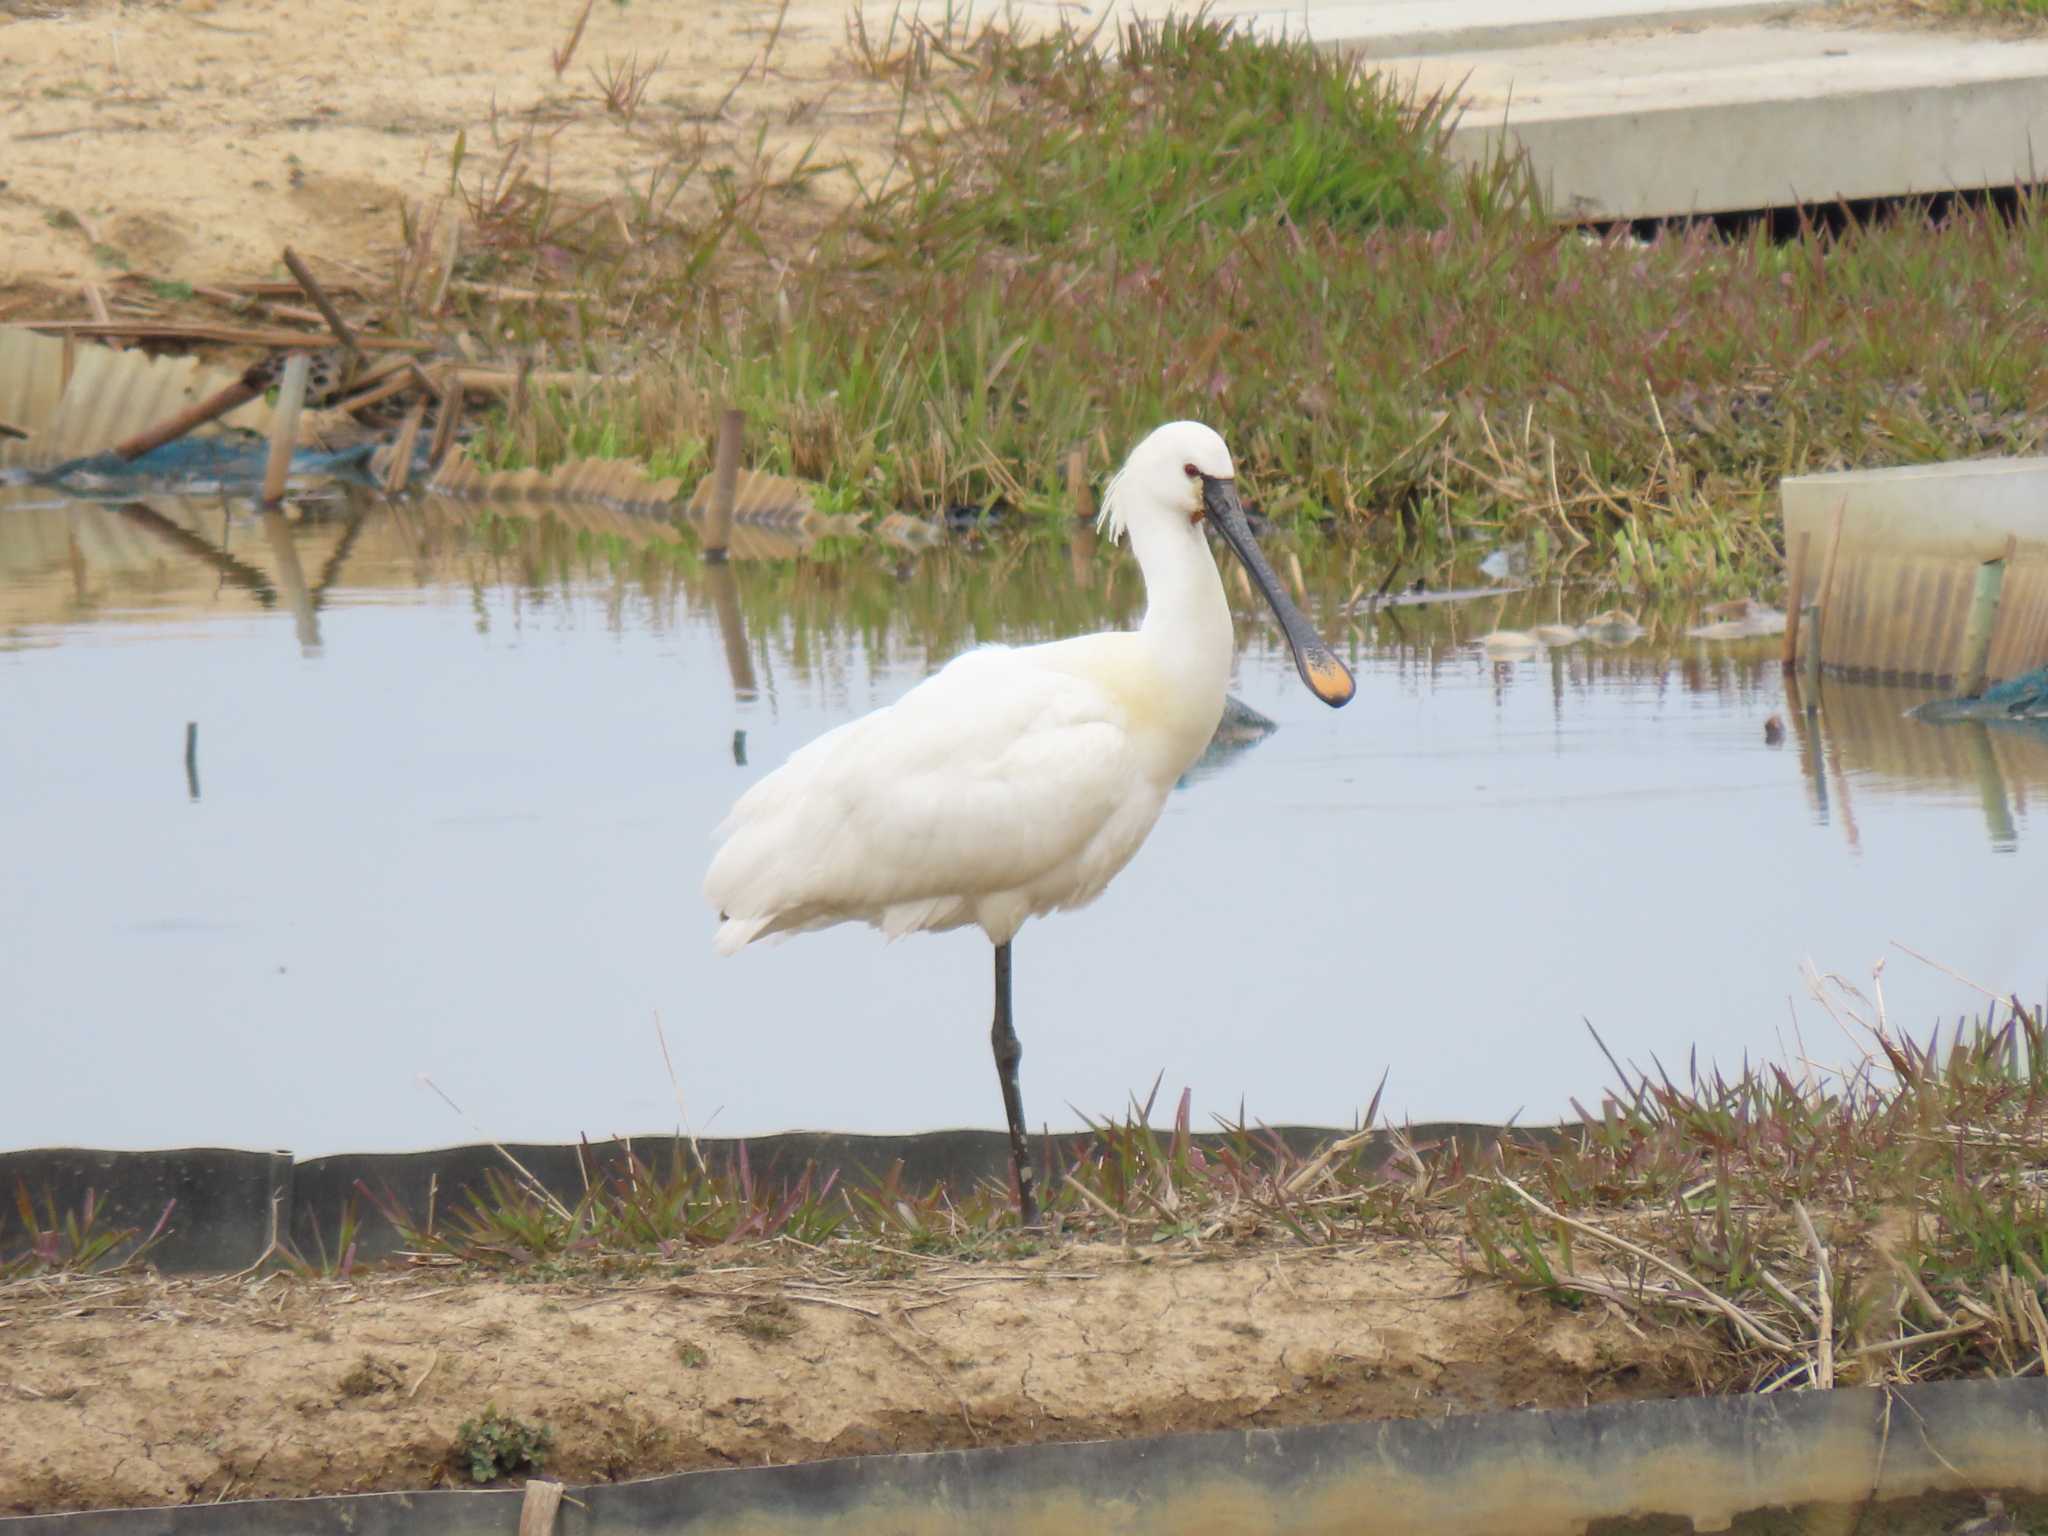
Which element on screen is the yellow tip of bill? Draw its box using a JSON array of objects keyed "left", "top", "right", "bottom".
[{"left": 1304, "top": 650, "right": 1356, "bottom": 708}]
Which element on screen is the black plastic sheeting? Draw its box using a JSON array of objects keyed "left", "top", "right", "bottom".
[
  {"left": 4, "top": 1378, "right": 2043, "bottom": 1535},
  {"left": 0, "top": 1125, "right": 1520, "bottom": 1272}
]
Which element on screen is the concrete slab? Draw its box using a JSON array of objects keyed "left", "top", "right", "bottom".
[
  {"left": 1784, "top": 459, "right": 2048, "bottom": 565},
  {"left": 1199, "top": 0, "right": 1810, "bottom": 57},
  {"left": 1376, "top": 25, "right": 2048, "bottom": 219}
]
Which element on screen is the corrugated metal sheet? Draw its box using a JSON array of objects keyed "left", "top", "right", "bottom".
[
  {"left": 0, "top": 325, "right": 324, "bottom": 470},
  {"left": 431, "top": 455, "right": 868, "bottom": 560},
  {"left": 430, "top": 452, "right": 684, "bottom": 516}
]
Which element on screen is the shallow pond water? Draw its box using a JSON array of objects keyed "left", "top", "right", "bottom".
[{"left": 2, "top": 489, "right": 2043, "bottom": 1155}]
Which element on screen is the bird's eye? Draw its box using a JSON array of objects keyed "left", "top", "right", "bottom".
[{"left": 1183, "top": 462, "right": 1200, "bottom": 479}]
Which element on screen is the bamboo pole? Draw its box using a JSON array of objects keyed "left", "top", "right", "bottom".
[
  {"left": 381, "top": 395, "right": 430, "bottom": 495},
  {"left": 260, "top": 353, "right": 311, "bottom": 506},
  {"left": 282, "top": 246, "right": 362, "bottom": 376},
  {"left": 19, "top": 319, "right": 431, "bottom": 351},
  {"left": 426, "top": 370, "right": 463, "bottom": 474},
  {"left": 114, "top": 371, "right": 265, "bottom": 461},
  {"left": 1956, "top": 535, "right": 2018, "bottom": 699},
  {"left": 1809, "top": 499, "right": 1848, "bottom": 679},
  {"left": 1780, "top": 529, "right": 1811, "bottom": 672}
]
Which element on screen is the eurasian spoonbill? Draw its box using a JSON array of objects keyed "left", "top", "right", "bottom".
[{"left": 704, "top": 422, "right": 1355, "bottom": 1222}]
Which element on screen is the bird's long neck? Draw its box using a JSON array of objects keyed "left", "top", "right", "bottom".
[{"left": 1129, "top": 500, "right": 1233, "bottom": 727}]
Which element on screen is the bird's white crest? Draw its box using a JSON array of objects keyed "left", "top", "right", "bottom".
[{"left": 1096, "top": 420, "right": 1235, "bottom": 544}]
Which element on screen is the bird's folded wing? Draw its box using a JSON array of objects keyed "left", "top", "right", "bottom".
[{"left": 705, "top": 651, "right": 1141, "bottom": 925}]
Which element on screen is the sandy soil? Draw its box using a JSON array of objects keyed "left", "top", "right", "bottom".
[
  {"left": 0, "top": 1239, "right": 1707, "bottom": 1515},
  {"left": 1, "top": 0, "right": 2002, "bottom": 306},
  {"left": 0, "top": 0, "right": 985, "bottom": 295}
]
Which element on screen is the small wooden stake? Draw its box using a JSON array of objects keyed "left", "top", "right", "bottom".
[
  {"left": 1065, "top": 447, "right": 1093, "bottom": 523},
  {"left": 516, "top": 1479, "right": 564, "bottom": 1536},
  {"left": 426, "top": 370, "right": 463, "bottom": 474},
  {"left": 261, "top": 353, "right": 311, "bottom": 507},
  {"left": 1066, "top": 447, "right": 1098, "bottom": 586},
  {"left": 1957, "top": 535, "right": 2018, "bottom": 700},
  {"left": 184, "top": 721, "right": 199, "bottom": 802},
  {"left": 1780, "top": 529, "right": 1811, "bottom": 672},
  {"left": 1802, "top": 604, "right": 1821, "bottom": 691},
  {"left": 704, "top": 407, "right": 743, "bottom": 564}
]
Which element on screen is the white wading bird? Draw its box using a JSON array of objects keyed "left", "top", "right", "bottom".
[{"left": 704, "top": 421, "right": 1354, "bottom": 1222}]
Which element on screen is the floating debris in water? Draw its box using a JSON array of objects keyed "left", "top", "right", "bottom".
[
  {"left": 876, "top": 512, "right": 945, "bottom": 551},
  {"left": 1764, "top": 714, "right": 1785, "bottom": 746},
  {"left": 1911, "top": 663, "right": 2048, "bottom": 726},
  {"left": 0, "top": 323, "right": 344, "bottom": 475},
  {"left": 943, "top": 502, "right": 1008, "bottom": 534},
  {"left": 1481, "top": 630, "right": 1544, "bottom": 658},
  {"left": 1580, "top": 609, "right": 1644, "bottom": 644},
  {"left": 1687, "top": 598, "right": 1786, "bottom": 641}
]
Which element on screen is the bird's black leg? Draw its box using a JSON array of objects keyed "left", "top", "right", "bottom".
[{"left": 990, "top": 940, "right": 1038, "bottom": 1225}]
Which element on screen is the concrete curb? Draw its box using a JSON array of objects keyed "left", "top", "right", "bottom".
[{"left": 1277, "top": 0, "right": 1811, "bottom": 58}]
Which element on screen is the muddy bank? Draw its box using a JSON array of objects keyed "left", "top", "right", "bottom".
[{"left": 0, "top": 1239, "right": 1702, "bottom": 1515}]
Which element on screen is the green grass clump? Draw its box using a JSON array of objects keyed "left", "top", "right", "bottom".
[
  {"left": 873, "top": 14, "right": 1455, "bottom": 260},
  {"left": 357, "top": 1140, "right": 848, "bottom": 1271},
  {"left": 1462, "top": 1001, "right": 2048, "bottom": 1387},
  {"left": 1936, "top": 0, "right": 2048, "bottom": 16}
]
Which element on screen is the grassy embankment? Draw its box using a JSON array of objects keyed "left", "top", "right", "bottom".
[
  {"left": 440, "top": 12, "right": 2048, "bottom": 594},
  {"left": 8, "top": 987, "right": 2045, "bottom": 1395}
]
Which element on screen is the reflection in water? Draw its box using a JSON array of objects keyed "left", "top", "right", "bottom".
[
  {"left": 2, "top": 487, "right": 2044, "bottom": 1154},
  {"left": 702, "top": 561, "right": 758, "bottom": 703},
  {"left": 1795, "top": 677, "right": 2045, "bottom": 856},
  {"left": 6, "top": 485, "right": 2042, "bottom": 839},
  {"left": 261, "top": 510, "right": 320, "bottom": 655},
  {"left": 1182, "top": 695, "right": 1277, "bottom": 787}
]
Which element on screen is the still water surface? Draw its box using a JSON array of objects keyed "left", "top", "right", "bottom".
[{"left": 3, "top": 490, "right": 2043, "bottom": 1154}]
